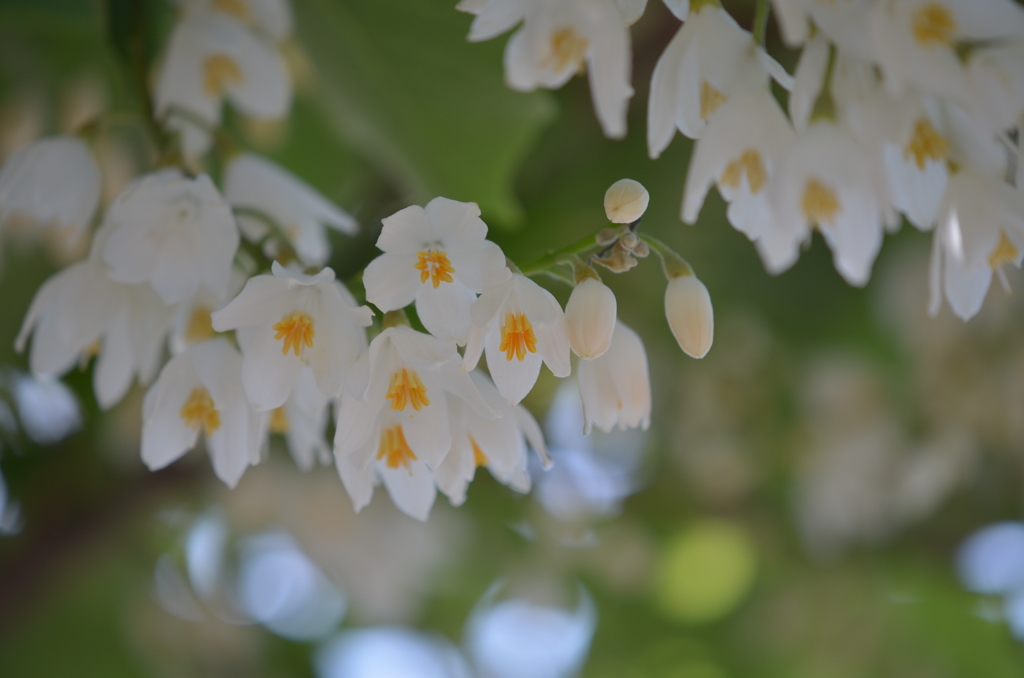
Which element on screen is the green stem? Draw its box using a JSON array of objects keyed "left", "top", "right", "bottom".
[
  {"left": 232, "top": 206, "right": 300, "bottom": 265},
  {"left": 752, "top": 0, "right": 770, "bottom": 46},
  {"left": 518, "top": 225, "right": 613, "bottom": 276},
  {"left": 640, "top": 234, "right": 693, "bottom": 278}
]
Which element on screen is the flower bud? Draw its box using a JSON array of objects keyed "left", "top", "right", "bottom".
[
  {"left": 565, "top": 278, "right": 617, "bottom": 359},
  {"left": 604, "top": 178, "right": 650, "bottom": 224},
  {"left": 665, "top": 275, "right": 713, "bottom": 359}
]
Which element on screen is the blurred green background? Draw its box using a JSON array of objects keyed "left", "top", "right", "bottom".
[{"left": 2, "top": 0, "right": 1024, "bottom": 676}]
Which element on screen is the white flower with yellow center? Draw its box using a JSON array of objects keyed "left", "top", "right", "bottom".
[
  {"left": 648, "top": 2, "right": 792, "bottom": 157},
  {"left": 436, "top": 371, "right": 548, "bottom": 507},
  {"left": 141, "top": 338, "right": 265, "bottom": 488},
  {"left": 0, "top": 135, "right": 101, "bottom": 243},
  {"left": 101, "top": 169, "right": 239, "bottom": 305},
  {"left": 333, "top": 326, "right": 495, "bottom": 521},
  {"left": 267, "top": 366, "right": 331, "bottom": 472},
  {"left": 459, "top": 0, "right": 635, "bottom": 139},
  {"left": 155, "top": 10, "right": 291, "bottom": 157},
  {"left": 764, "top": 122, "right": 887, "bottom": 286},
  {"left": 882, "top": 102, "right": 951, "bottom": 231},
  {"left": 16, "top": 223, "right": 175, "bottom": 409},
  {"left": 168, "top": 268, "right": 248, "bottom": 355},
  {"left": 683, "top": 88, "right": 794, "bottom": 240},
  {"left": 211, "top": 262, "right": 372, "bottom": 411},
  {"left": 576, "top": 322, "right": 651, "bottom": 434},
  {"left": 463, "top": 273, "right": 571, "bottom": 406},
  {"left": 181, "top": 0, "right": 293, "bottom": 41},
  {"left": 869, "top": 0, "right": 1024, "bottom": 106},
  {"left": 363, "top": 197, "right": 509, "bottom": 345},
  {"left": 224, "top": 153, "right": 357, "bottom": 267},
  {"left": 928, "top": 170, "right": 1024, "bottom": 321}
]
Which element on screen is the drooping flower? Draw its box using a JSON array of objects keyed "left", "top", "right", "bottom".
[
  {"left": 0, "top": 135, "right": 101, "bottom": 243},
  {"left": 436, "top": 370, "right": 548, "bottom": 507},
  {"left": 211, "top": 262, "right": 372, "bottom": 411},
  {"left": 155, "top": 10, "right": 291, "bottom": 157},
  {"left": 664, "top": 273, "right": 713, "bottom": 359},
  {"left": 181, "top": 0, "right": 294, "bottom": 41},
  {"left": 141, "top": 338, "right": 265, "bottom": 487},
  {"left": 363, "top": 197, "right": 509, "bottom": 344},
  {"left": 459, "top": 0, "right": 635, "bottom": 139},
  {"left": 101, "top": 169, "right": 240, "bottom": 304},
  {"left": 577, "top": 322, "right": 651, "bottom": 434},
  {"left": 333, "top": 325, "right": 496, "bottom": 521},
  {"left": 565, "top": 276, "right": 617, "bottom": 360},
  {"left": 463, "top": 273, "right": 571, "bottom": 406},
  {"left": 224, "top": 153, "right": 357, "bottom": 267},
  {"left": 267, "top": 366, "right": 331, "bottom": 472}
]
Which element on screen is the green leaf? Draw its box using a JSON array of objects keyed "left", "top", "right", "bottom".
[{"left": 295, "top": 0, "right": 557, "bottom": 228}]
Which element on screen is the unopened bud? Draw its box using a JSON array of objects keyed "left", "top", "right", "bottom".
[
  {"left": 632, "top": 240, "right": 650, "bottom": 258},
  {"left": 620, "top": 232, "right": 639, "bottom": 250},
  {"left": 594, "top": 243, "right": 638, "bottom": 273},
  {"left": 604, "top": 178, "right": 650, "bottom": 224},
  {"left": 565, "top": 278, "right": 617, "bottom": 360},
  {"left": 596, "top": 228, "right": 620, "bottom": 246},
  {"left": 664, "top": 275, "right": 714, "bottom": 359}
]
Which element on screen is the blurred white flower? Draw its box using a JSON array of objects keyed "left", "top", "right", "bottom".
[
  {"left": 182, "top": 0, "right": 294, "bottom": 41},
  {"left": 316, "top": 626, "right": 471, "bottom": 678},
  {"left": 771, "top": 0, "right": 876, "bottom": 60},
  {"left": 13, "top": 373, "right": 81, "bottom": 444},
  {"left": 565, "top": 277, "right": 616, "bottom": 360},
  {"left": 102, "top": 169, "right": 239, "bottom": 304},
  {"left": 0, "top": 135, "right": 100, "bottom": 243},
  {"left": 577, "top": 322, "right": 650, "bottom": 434},
  {"left": 142, "top": 338, "right": 265, "bottom": 487},
  {"left": 224, "top": 153, "right": 357, "bottom": 267},
  {"left": 664, "top": 274, "right": 713, "bottom": 359},
  {"left": 0, "top": 468, "right": 22, "bottom": 536},
  {"left": 364, "top": 198, "right": 509, "bottom": 344},
  {"left": 211, "top": 262, "right": 372, "bottom": 411},
  {"left": 463, "top": 273, "right": 571, "bottom": 406},
  {"left": 957, "top": 522, "right": 1024, "bottom": 595}
]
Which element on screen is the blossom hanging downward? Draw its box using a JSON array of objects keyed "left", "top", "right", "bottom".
[
  {"left": 577, "top": 322, "right": 651, "bottom": 434},
  {"left": 211, "top": 262, "right": 372, "bottom": 411}
]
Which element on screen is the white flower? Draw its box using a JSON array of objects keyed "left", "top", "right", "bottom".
[
  {"left": 141, "top": 338, "right": 264, "bottom": 487},
  {"left": 168, "top": 268, "right": 248, "bottom": 355},
  {"left": 648, "top": 3, "right": 792, "bottom": 157},
  {"left": 565, "top": 277, "right": 616, "bottom": 360},
  {"left": 463, "top": 273, "right": 571, "bottom": 406},
  {"left": 211, "top": 262, "right": 372, "bottom": 411},
  {"left": 683, "top": 88, "right": 794, "bottom": 241},
  {"left": 436, "top": 371, "right": 547, "bottom": 507},
  {"left": 664, "top": 274, "right": 713, "bottom": 359},
  {"left": 461, "top": 0, "right": 634, "bottom": 139},
  {"left": 0, "top": 135, "right": 100, "bottom": 243},
  {"left": 771, "top": 0, "right": 876, "bottom": 61},
  {"left": 101, "top": 169, "right": 240, "bottom": 304},
  {"left": 576, "top": 322, "right": 651, "bottom": 434},
  {"left": 928, "top": 170, "right": 1024, "bottom": 321},
  {"left": 604, "top": 178, "right": 649, "bottom": 223},
  {"left": 869, "top": 0, "right": 1024, "bottom": 106},
  {"left": 969, "top": 38, "right": 1024, "bottom": 132},
  {"left": 363, "top": 197, "right": 509, "bottom": 344},
  {"left": 881, "top": 99, "right": 951, "bottom": 231},
  {"left": 267, "top": 367, "right": 331, "bottom": 472},
  {"left": 763, "top": 122, "right": 886, "bottom": 286},
  {"left": 181, "top": 0, "right": 294, "bottom": 41},
  {"left": 16, "top": 224, "right": 175, "bottom": 409},
  {"left": 224, "top": 153, "right": 357, "bottom": 267},
  {"left": 155, "top": 10, "right": 291, "bottom": 157},
  {"left": 333, "top": 326, "right": 495, "bottom": 521}
]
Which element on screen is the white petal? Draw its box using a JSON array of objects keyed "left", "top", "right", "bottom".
[{"left": 378, "top": 459, "right": 437, "bottom": 522}]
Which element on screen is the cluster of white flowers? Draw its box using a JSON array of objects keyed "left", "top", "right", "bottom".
[{"left": 460, "top": 0, "right": 1024, "bottom": 321}]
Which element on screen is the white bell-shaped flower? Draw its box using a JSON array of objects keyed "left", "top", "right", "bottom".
[
  {"left": 224, "top": 153, "right": 357, "bottom": 267},
  {"left": 180, "top": 0, "right": 293, "bottom": 41},
  {"left": 436, "top": 370, "right": 548, "bottom": 507},
  {"left": 101, "top": 169, "right": 240, "bottom": 304},
  {"left": 0, "top": 135, "right": 101, "bottom": 243},
  {"left": 211, "top": 262, "right": 372, "bottom": 411},
  {"left": 928, "top": 170, "right": 1024, "bottom": 321},
  {"left": 155, "top": 10, "right": 291, "bottom": 157},
  {"left": 168, "top": 267, "right": 248, "bottom": 356},
  {"left": 267, "top": 366, "right": 331, "bottom": 472},
  {"left": 565, "top": 277, "right": 617, "bottom": 360},
  {"left": 363, "top": 197, "right": 509, "bottom": 344},
  {"left": 141, "top": 338, "right": 265, "bottom": 487},
  {"left": 576, "top": 322, "right": 651, "bottom": 434},
  {"left": 648, "top": 3, "right": 791, "bottom": 157},
  {"left": 881, "top": 100, "right": 951, "bottom": 231},
  {"left": 664, "top": 274, "right": 713, "bottom": 359},
  {"left": 683, "top": 88, "right": 794, "bottom": 241},
  {"left": 463, "top": 273, "right": 572, "bottom": 406},
  {"left": 460, "top": 0, "right": 634, "bottom": 139},
  {"left": 333, "top": 325, "right": 495, "bottom": 521}
]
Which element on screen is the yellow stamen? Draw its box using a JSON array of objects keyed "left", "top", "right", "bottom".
[
  {"left": 185, "top": 305, "right": 215, "bottom": 343},
  {"left": 904, "top": 118, "right": 949, "bottom": 169},
  {"left": 413, "top": 250, "right": 456, "bottom": 288},
  {"left": 212, "top": 0, "right": 249, "bottom": 21},
  {"left": 377, "top": 425, "right": 417, "bottom": 470},
  {"left": 720, "top": 149, "right": 767, "bottom": 194},
  {"left": 273, "top": 311, "right": 315, "bottom": 357},
  {"left": 470, "top": 435, "right": 488, "bottom": 467},
  {"left": 802, "top": 178, "right": 841, "bottom": 226},
  {"left": 499, "top": 312, "right": 538, "bottom": 362},
  {"left": 911, "top": 3, "right": 956, "bottom": 47},
  {"left": 180, "top": 387, "right": 221, "bottom": 436},
  {"left": 544, "top": 28, "right": 589, "bottom": 74},
  {"left": 203, "top": 55, "right": 243, "bottom": 97},
  {"left": 269, "top": 407, "right": 289, "bottom": 434},
  {"left": 700, "top": 80, "right": 727, "bottom": 121},
  {"left": 385, "top": 368, "right": 430, "bottom": 412},
  {"left": 989, "top": 231, "right": 1020, "bottom": 269}
]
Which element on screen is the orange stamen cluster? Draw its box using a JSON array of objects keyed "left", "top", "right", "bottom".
[
  {"left": 273, "top": 311, "right": 315, "bottom": 357},
  {"left": 414, "top": 250, "right": 456, "bottom": 288},
  {"left": 180, "top": 387, "right": 221, "bottom": 436},
  {"left": 377, "top": 425, "right": 417, "bottom": 470},
  {"left": 499, "top": 312, "right": 538, "bottom": 362},
  {"left": 386, "top": 368, "right": 430, "bottom": 412},
  {"left": 202, "top": 54, "right": 243, "bottom": 97},
  {"left": 470, "top": 436, "right": 488, "bottom": 467}
]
